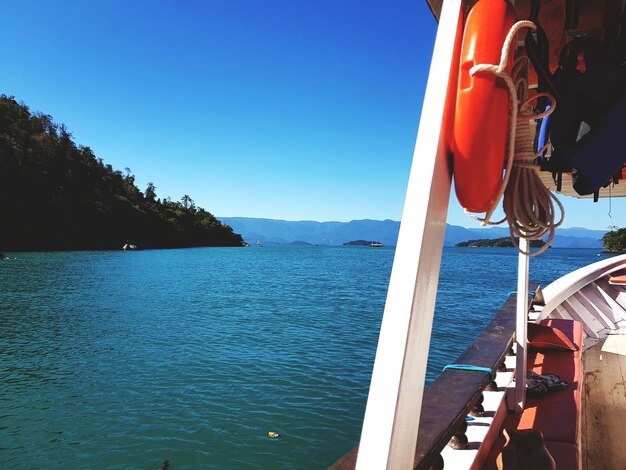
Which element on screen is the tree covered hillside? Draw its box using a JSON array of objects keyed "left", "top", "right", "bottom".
[
  {"left": 602, "top": 227, "right": 626, "bottom": 253},
  {"left": 0, "top": 95, "right": 243, "bottom": 250}
]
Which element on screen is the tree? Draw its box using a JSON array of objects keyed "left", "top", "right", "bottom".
[
  {"left": 602, "top": 228, "right": 626, "bottom": 253},
  {"left": 145, "top": 182, "right": 157, "bottom": 201},
  {"left": 181, "top": 194, "right": 193, "bottom": 210}
]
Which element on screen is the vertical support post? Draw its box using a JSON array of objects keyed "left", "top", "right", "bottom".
[
  {"left": 355, "top": 1, "right": 462, "bottom": 468},
  {"left": 514, "top": 237, "right": 530, "bottom": 413}
]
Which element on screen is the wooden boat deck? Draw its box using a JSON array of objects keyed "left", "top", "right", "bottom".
[{"left": 582, "top": 329, "right": 626, "bottom": 470}]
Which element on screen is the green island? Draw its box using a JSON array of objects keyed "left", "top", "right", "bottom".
[
  {"left": 456, "top": 237, "right": 546, "bottom": 248},
  {"left": 0, "top": 95, "right": 244, "bottom": 250},
  {"left": 343, "top": 240, "right": 384, "bottom": 246}
]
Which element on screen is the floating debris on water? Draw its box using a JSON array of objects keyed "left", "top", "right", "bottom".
[{"left": 268, "top": 431, "right": 281, "bottom": 439}]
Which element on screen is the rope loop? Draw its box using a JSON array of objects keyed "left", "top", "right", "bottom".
[
  {"left": 463, "top": 20, "right": 564, "bottom": 256},
  {"left": 469, "top": 20, "right": 536, "bottom": 77}
]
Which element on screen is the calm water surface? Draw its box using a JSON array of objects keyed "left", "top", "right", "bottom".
[{"left": 0, "top": 246, "right": 609, "bottom": 468}]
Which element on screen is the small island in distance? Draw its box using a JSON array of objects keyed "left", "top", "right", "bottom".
[
  {"left": 344, "top": 240, "right": 385, "bottom": 247},
  {"left": 456, "top": 237, "right": 546, "bottom": 248}
]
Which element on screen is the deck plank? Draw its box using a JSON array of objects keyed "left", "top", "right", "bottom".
[{"left": 582, "top": 335, "right": 626, "bottom": 470}]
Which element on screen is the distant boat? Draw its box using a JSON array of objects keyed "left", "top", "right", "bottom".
[
  {"left": 256, "top": 241, "right": 263, "bottom": 247},
  {"left": 123, "top": 243, "right": 137, "bottom": 250},
  {"left": 368, "top": 242, "right": 384, "bottom": 248}
]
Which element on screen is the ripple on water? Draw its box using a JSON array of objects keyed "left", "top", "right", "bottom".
[{"left": 0, "top": 246, "right": 604, "bottom": 468}]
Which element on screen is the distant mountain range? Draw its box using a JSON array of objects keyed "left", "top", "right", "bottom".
[{"left": 218, "top": 217, "right": 607, "bottom": 249}]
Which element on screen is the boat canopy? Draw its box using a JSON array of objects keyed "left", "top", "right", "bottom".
[{"left": 429, "top": 0, "right": 626, "bottom": 200}]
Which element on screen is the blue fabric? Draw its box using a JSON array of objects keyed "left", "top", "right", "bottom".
[
  {"left": 537, "top": 106, "right": 551, "bottom": 150},
  {"left": 507, "top": 290, "right": 536, "bottom": 297}
]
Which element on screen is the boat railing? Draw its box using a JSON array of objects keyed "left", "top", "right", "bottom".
[
  {"left": 330, "top": 287, "right": 539, "bottom": 469},
  {"left": 538, "top": 254, "right": 626, "bottom": 321}
]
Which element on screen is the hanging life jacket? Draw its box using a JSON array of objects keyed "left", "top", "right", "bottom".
[{"left": 540, "top": 43, "right": 626, "bottom": 195}]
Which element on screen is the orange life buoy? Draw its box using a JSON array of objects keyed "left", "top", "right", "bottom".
[{"left": 453, "top": 0, "right": 515, "bottom": 213}]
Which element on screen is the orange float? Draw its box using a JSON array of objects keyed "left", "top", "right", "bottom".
[{"left": 453, "top": 0, "right": 515, "bottom": 213}]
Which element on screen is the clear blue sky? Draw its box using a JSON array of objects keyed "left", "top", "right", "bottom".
[{"left": 1, "top": 1, "right": 623, "bottom": 229}]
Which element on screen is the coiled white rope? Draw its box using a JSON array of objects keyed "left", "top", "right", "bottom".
[{"left": 464, "top": 20, "right": 564, "bottom": 256}]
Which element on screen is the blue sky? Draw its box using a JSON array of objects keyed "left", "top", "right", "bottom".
[{"left": 1, "top": 1, "right": 623, "bottom": 229}]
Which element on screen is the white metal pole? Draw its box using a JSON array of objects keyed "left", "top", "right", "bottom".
[
  {"left": 514, "top": 237, "right": 529, "bottom": 413},
  {"left": 356, "top": 1, "right": 462, "bottom": 468}
]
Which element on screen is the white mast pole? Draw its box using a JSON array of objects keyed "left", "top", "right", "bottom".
[
  {"left": 514, "top": 237, "right": 529, "bottom": 413},
  {"left": 356, "top": 1, "right": 463, "bottom": 468}
]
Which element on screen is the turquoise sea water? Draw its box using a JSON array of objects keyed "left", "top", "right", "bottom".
[{"left": 0, "top": 246, "right": 609, "bottom": 468}]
